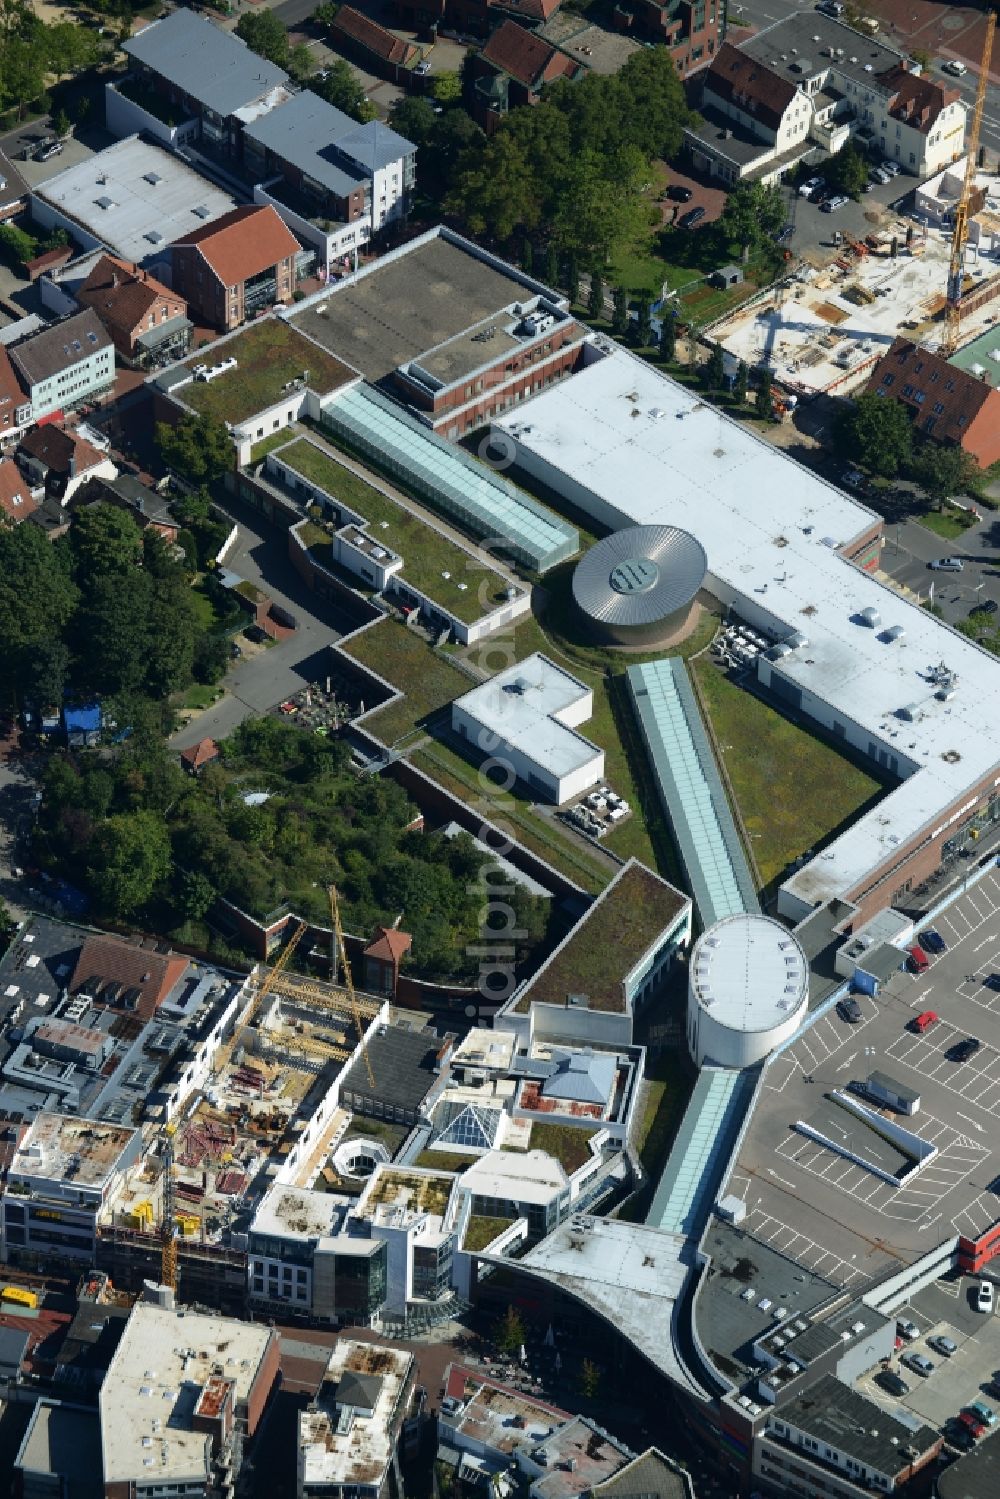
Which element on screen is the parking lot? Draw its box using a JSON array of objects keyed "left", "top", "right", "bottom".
[{"left": 724, "top": 863, "right": 1000, "bottom": 1290}]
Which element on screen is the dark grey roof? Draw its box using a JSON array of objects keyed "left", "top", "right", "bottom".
[
  {"left": 740, "top": 12, "right": 905, "bottom": 91},
  {"left": 8, "top": 310, "right": 111, "bottom": 388},
  {"left": 14, "top": 1399, "right": 102, "bottom": 1499},
  {"left": 0, "top": 1326, "right": 29, "bottom": 1376},
  {"left": 775, "top": 1373, "right": 939, "bottom": 1476},
  {"left": 0, "top": 915, "right": 86, "bottom": 1012},
  {"left": 341, "top": 1024, "right": 439, "bottom": 1110},
  {"left": 541, "top": 1049, "right": 616, "bottom": 1105},
  {"left": 123, "top": 10, "right": 288, "bottom": 118},
  {"left": 244, "top": 91, "right": 412, "bottom": 196},
  {"left": 937, "top": 1429, "right": 1000, "bottom": 1499},
  {"left": 0, "top": 149, "right": 29, "bottom": 210},
  {"left": 588, "top": 1447, "right": 691, "bottom": 1499},
  {"left": 336, "top": 1369, "right": 383, "bottom": 1411}
]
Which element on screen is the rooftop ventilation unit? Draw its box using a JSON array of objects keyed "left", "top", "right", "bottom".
[
  {"left": 880, "top": 625, "right": 905, "bottom": 644},
  {"left": 859, "top": 605, "right": 880, "bottom": 628}
]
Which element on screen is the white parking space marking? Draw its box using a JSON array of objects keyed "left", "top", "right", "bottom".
[
  {"left": 764, "top": 1002, "right": 877, "bottom": 1093},
  {"left": 743, "top": 1208, "right": 868, "bottom": 1288}
]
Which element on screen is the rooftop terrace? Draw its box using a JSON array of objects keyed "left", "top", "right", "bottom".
[{"left": 172, "top": 320, "right": 356, "bottom": 425}]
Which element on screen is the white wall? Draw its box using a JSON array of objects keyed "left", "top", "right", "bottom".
[{"left": 104, "top": 82, "right": 197, "bottom": 148}]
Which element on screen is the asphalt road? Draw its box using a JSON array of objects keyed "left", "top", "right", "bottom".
[
  {"left": 879, "top": 508, "right": 1000, "bottom": 626},
  {"left": 170, "top": 501, "right": 364, "bottom": 752}
]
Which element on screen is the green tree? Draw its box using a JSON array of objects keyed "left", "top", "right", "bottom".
[
  {"left": 0, "top": 898, "right": 14, "bottom": 958},
  {"left": 734, "top": 359, "right": 749, "bottom": 404},
  {"left": 719, "top": 181, "right": 785, "bottom": 259},
  {"left": 0, "top": 222, "right": 37, "bottom": 269},
  {"left": 705, "top": 341, "right": 725, "bottom": 391},
  {"left": 77, "top": 575, "right": 150, "bottom": 695},
  {"left": 565, "top": 251, "right": 579, "bottom": 304},
  {"left": 287, "top": 41, "right": 314, "bottom": 82},
  {"left": 634, "top": 295, "right": 652, "bottom": 347},
  {"left": 432, "top": 70, "right": 461, "bottom": 104},
  {"left": 313, "top": 0, "right": 339, "bottom": 21},
  {"left": 88, "top": 810, "right": 171, "bottom": 916},
  {"left": 912, "top": 443, "right": 979, "bottom": 507},
  {"left": 234, "top": 9, "right": 289, "bottom": 66},
  {"left": 579, "top": 1359, "right": 601, "bottom": 1399},
  {"left": 312, "top": 60, "right": 372, "bottom": 122},
  {"left": 496, "top": 1304, "right": 525, "bottom": 1356},
  {"left": 587, "top": 271, "right": 604, "bottom": 320},
  {"left": 544, "top": 241, "right": 558, "bottom": 288},
  {"left": 420, "top": 108, "right": 484, "bottom": 198},
  {"left": 389, "top": 95, "right": 437, "bottom": 146},
  {"left": 29, "top": 639, "right": 70, "bottom": 709},
  {"left": 755, "top": 367, "right": 773, "bottom": 420},
  {"left": 156, "top": 414, "right": 233, "bottom": 484},
  {"left": 835, "top": 393, "right": 913, "bottom": 478},
  {"left": 611, "top": 284, "right": 629, "bottom": 336},
  {"left": 521, "top": 236, "right": 533, "bottom": 274},
  {"left": 551, "top": 144, "right": 649, "bottom": 266},
  {"left": 51, "top": 106, "right": 70, "bottom": 137},
  {"left": 910, "top": 46, "right": 931, "bottom": 70},
  {"left": 827, "top": 141, "right": 869, "bottom": 199},
  {"left": 175, "top": 868, "right": 217, "bottom": 921},
  {"left": 71, "top": 503, "right": 144, "bottom": 581},
  {"left": 0, "top": 524, "right": 78, "bottom": 690},
  {"left": 659, "top": 312, "right": 676, "bottom": 363}
]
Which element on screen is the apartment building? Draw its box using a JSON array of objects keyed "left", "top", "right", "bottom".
[
  {"left": 77, "top": 253, "right": 191, "bottom": 367},
  {"left": 297, "top": 1340, "right": 415, "bottom": 1499},
  {"left": 171, "top": 204, "right": 300, "bottom": 331},
  {"left": 8, "top": 309, "right": 115, "bottom": 421},
  {"left": 866, "top": 337, "right": 1000, "bottom": 469}
]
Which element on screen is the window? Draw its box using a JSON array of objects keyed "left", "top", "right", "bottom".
[
  {"left": 945, "top": 379, "right": 955, "bottom": 391},
  {"left": 881, "top": 373, "right": 894, "bottom": 387},
  {"left": 933, "top": 401, "right": 944, "bottom": 414}
]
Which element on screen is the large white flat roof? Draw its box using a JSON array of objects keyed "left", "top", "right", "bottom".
[
  {"left": 35, "top": 137, "right": 237, "bottom": 265},
  {"left": 496, "top": 345, "right": 1000, "bottom": 910},
  {"left": 453, "top": 651, "right": 600, "bottom": 780}
]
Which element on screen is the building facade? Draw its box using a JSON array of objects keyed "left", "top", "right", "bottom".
[
  {"left": 8, "top": 310, "right": 115, "bottom": 421},
  {"left": 866, "top": 337, "right": 1000, "bottom": 470},
  {"left": 171, "top": 205, "right": 300, "bottom": 331},
  {"left": 77, "top": 254, "right": 190, "bottom": 367}
]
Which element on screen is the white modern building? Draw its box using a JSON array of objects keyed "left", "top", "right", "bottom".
[
  {"left": 247, "top": 1183, "right": 389, "bottom": 1325},
  {"left": 493, "top": 339, "right": 1000, "bottom": 929},
  {"left": 451, "top": 652, "right": 604, "bottom": 806},
  {"left": 7, "top": 309, "right": 115, "bottom": 421},
  {"left": 352, "top": 1165, "right": 461, "bottom": 1314},
  {"left": 1, "top": 1113, "right": 140, "bottom": 1264},
  {"left": 687, "top": 915, "right": 809, "bottom": 1068}
]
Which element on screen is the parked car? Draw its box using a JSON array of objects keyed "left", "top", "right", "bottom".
[
  {"left": 842, "top": 469, "right": 865, "bottom": 489},
  {"left": 907, "top": 945, "right": 929, "bottom": 974},
  {"left": 870, "top": 167, "right": 891, "bottom": 184},
  {"left": 896, "top": 1318, "right": 920, "bottom": 1341},
  {"left": 929, "top": 557, "right": 965, "bottom": 571},
  {"left": 951, "top": 1037, "right": 981, "bottom": 1063},
  {"left": 969, "top": 1399, "right": 996, "bottom": 1426},
  {"left": 959, "top": 1410, "right": 987, "bottom": 1438},
  {"left": 919, "top": 929, "right": 947, "bottom": 955},
  {"left": 903, "top": 1352, "right": 935, "bottom": 1377},
  {"left": 875, "top": 1369, "right": 909, "bottom": 1396},
  {"left": 37, "top": 140, "right": 63, "bottom": 161},
  {"left": 837, "top": 997, "right": 863, "bottom": 1023},
  {"left": 943, "top": 58, "right": 968, "bottom": 75},
  {"left": 667, "top": 184, "right": 694, "bottom": 202},
  {"left": 947, "top": 1421, "right": 976, "bottom": 1451},
  {"left": 928, "top": 1334, "right": 958, "bottom": 1357},
  {"left": 679, "top": 205, "right": 706, "bottom": 229},
  {"left": 986, "top": 974, "right": 1000, "bottom": 991},
  {"left": 912, "top": 1010, "right": 940, "bottom": 1034},
  {"left": 414, "top": 59, "right": 431, "bottom": 75},
  {"left": 882, "top": 160, "right": 902, "bottom": 177},
  {"left": 799, "top": 175, "right": 824, "bottom": 197},
  {"left": 973, "top": 599, "right": 1000, "bottom": 616},
  {"left": 978, "top": 1280, "right": 995, "bottom": 1314},
  {"left": 821, "top": 194, "right": 849, "bottom": 212}
]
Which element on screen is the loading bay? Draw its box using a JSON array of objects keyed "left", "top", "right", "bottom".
[{"left": 725, "top": 864, "right": 1000, "bottom": 1291}]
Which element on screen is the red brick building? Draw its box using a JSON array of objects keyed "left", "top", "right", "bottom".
[
  {"left": 614, "top": 0, "right": 722, "bottom": 77},
  {"left": 0, "top": 346, "right": 31, "bottom": 450},
  {"left": 0, "top": 457, "right": 36, "bottom": 524},
  {"left": 469, "top": 20, "right": 580, "bottom": 132},
  {"left": 330, "top": 6, "right": 419, "bottom": 80},
  {"left": 393, "top": 0, "right": 563, "bottom": 43},
  {"left": 865, "top": 337, "right": 1000, "bottom": 471},
  {"left": 77, "top": 254, "right": 190, "bottom": 368},
  {"left": 171, "top": 205, "right": 300, "bottom": 332}
]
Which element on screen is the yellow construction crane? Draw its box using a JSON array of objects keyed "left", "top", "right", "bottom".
[
  {"left": 214, "top": 919, "right": 309, "bottom": 1074},
  {"left": 330, "top": 885, "right": 375, "bottom": 1087},
  {"left": 943, "top": 8, "right": 996, "bottom": 355}
]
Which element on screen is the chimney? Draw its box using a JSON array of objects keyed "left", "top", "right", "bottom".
[
  {"left": 68, "top": 453, "right": 76, "bottom": 479},
  {"left": 112, "top": 272, "right": 118, "bottom": 289}
]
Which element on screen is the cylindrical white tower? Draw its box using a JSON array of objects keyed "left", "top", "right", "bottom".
[{"left": 687, "top": 914, "right": 808, "bottom": 1069}]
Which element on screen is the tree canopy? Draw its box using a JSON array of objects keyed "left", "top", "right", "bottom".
[
  {"left": 836, "top": 393, "right": 914, "bottom": 478},
  {"left": 311, "top": 59, "right": 376, "bottom": 122},
  {"left": 0, "top": 0, "right": 101, "bottom": 119},
  {"left": 156, "top": 414, "right": 233, "bottom": 486},
  {"left": 826, "top": 141, "right": 870, "bottom": 199},
  {"left": 33, "top": 717, "right": 551, "bottom": 980},
  {"left": 234, "top": 10, "right": 289, "bottom": 67},
  {"left": 718, "top": 182, "right": 785, "bottom": 259}
]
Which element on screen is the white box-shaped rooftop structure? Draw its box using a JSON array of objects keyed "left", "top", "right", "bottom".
[{"left": 452, "top": 652, "right": 604, "bottom": 806}]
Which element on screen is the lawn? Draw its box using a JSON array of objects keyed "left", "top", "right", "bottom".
[
  {"left": 919, "top": 505, "right": 976, "bottom": 541},
  {"left": 179, "top": 322, "right": 354, "bottom": 426},
  {"left": 413, "top": 1149, "right": 475, "bottom": 1173},
  {"left": 464, "top": 1212, "right": 516, "bottom": 1251},
  {"left": 526, "top": 1122, "right": 597, "bottom": 1174},
  {"left": 250, "top": 430, "right": 297, "bottom": 465},
  {"left": 277, "top": 439, "right": 509, "bottom": 624},
  {"left": 691, "top": 658, "right": 887, "bottom": 891},
  {"left": 619, "top": 1050, "right": 694, "bottom": 1222},
  {"left": 339, "top": 618, "right": 471, "bottom": 744},
  {"left": 180, "top": 683, "right": 223, "bottom": 711}
]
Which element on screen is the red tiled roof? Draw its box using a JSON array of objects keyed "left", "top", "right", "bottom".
[
  {"left": 364, "top": 925, "right": 412, "bottom": 964},
  {"left": 881, "top": 66, "right": 958, "bottom": 134},
  {"left": 331, "top": 6, "right": 417, "bottom": 66},
  {"left": 180, "top": 737, "right": 219, "bottom": 770},
  {"left": 78, "top": 254, "right": 181, "bottom": 339},
  {"left": 704, "top": 42, "right": 797, "bottom": 131},
  {"left": 482, "top": 20, "right": 566, "bottom": 88},
  {"left": 866, "top": 337, "right": 999, "bottom": 448},
  {"left": 0, "top": 458, "right": 36, "bottom": 523},
  {"left": 70, "top": 934, "right": 190, "bottom": 1021},
  {"left": 0, "top": 347, "right": 28, "bottom": 433},
  {"left": 172, "top": 205, "right": 300, "bottom": 289}
]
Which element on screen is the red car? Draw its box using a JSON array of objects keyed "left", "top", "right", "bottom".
[
  {"left": 912, "top": 1010, "right": 940, "bottom": 1034},
  {"left": 959, "top": 1411, "right": 987, "bottom": 1438},
  {"left": 907, "top": 945, "right": 929, "bottom": 974}
]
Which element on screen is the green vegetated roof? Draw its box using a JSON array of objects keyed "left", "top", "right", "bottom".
[
  {"left": 278, "top": 438, "right": 509, "bottom": 625},
  {"left": 179, "top": 321, "right": 355, "bottom": 425},
  {"left": 515, "top": 861, "right": 688, "bottom": 1013}
]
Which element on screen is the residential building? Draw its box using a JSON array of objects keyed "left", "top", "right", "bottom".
[
  {"left": 0, "top": 456, "right": 36, "bottom": 523},
  {"left": 85, "top": 471, "right": 181, "bottom": 541},
  {"left": 329, "top": 7, "right": 420, "bottom": 83},
  {"left": 171, "top": 204, "right": 300, "bottom": 331},
  {"left": 69, "top": 931, "right": 192, "bottom": 1020},
  {"left": 291, "top": 227, "right": 587, "bottom": 440},
  {"left": 297, "top": 1340, "right": 416, "bottom": 1499},
  {"left": 451, "top": 651, "right": 605, "bottom": 806},
  {"left": 120, "top": 9, "right": 292, "bottom": 159},
  {"left": 99, "top": 1302, "right": 281, "bottom": 1498},
  {"left": 8, "top": 310, "right": 115, "bottom": 421},
  {"left": 866, "top": 336, "right": 1000, "bottom": 469},
  {"left": 247, "top": 1185, "right": 389, "bottom": 1325},
  {"left": 469, "top": 21, "right": 580, "bottom": 132},
  {"left": 757, "top": 1373, "right": 941, "bottom": 1496},
  {"left": 76, "top": 253, "right": 190, "bottom": 367},
  {"left": 17, "top": 425, "right": 118, "bottom": 505},
  {"left": 687, "top": 16, "right": 966, "bottom": 184},
  {"left": 615, "top": 0, "right": 723, "bottom": 79},
  {"left": 244, "top": 90, "right": 416, "bottom": 275},
  {"left": 180, "top": 737, "right": 220, "bottom": 774},
  {"left": 0, "top": 345, "right": 32, "bottom": 447},
  {"left": 1, "top": 1113, "right": 140, "bottom": 1265},
  {"left": 391, "top": 0, "right": 563, "bottom": 43},
  {"left": 30, "top": 137, "right": 239, "bottom": 278}
]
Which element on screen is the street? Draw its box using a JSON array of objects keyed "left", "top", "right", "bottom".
[
  {"left": 878, "top": 506, "right": 1000, "bottom": 626},
  {"left": 170, "top": 500, "right": 364, "bottom": 752}
]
